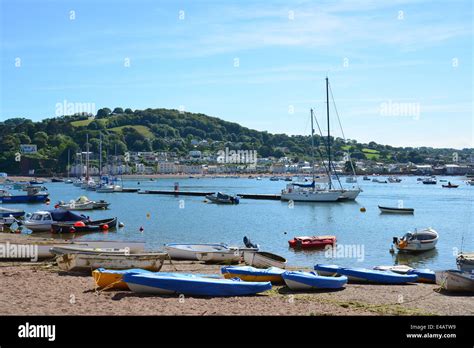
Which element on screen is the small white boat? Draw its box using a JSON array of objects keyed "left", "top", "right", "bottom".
[
  {"left": 435, "top": 270, "right": 474, "bottom": 292},
  {"left": 55, "top": 252, "right": 168, "bottom": 272},
  {"left": 50, "top": 245, "right": 129, "bottom": 256},
  {"left": 387, "top": 177, "right": 402, "bottom": 183},
  {"left": 196, "top": 250, "right": 241, "bottom": 264},
  {"left": 393, "top": 228, "right": 439, "bottom": 252},
  {"left": 164, "top": 243, "right": 234, "bottom": 261},
  {"left": 96, "top": 185, "right": 115, "bottom": 193},
  {"left": 23, "top": 210, "right": 86, "bottom": 232},
  {"left": 243, "top": 250, "right": 287, "bottom": 269},
  {"left": 457, "top": 253, "right": 474, "bottom": 273}
]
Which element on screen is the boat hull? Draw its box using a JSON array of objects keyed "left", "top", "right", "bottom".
[
  {"left": 378, "top": 206, "right": 414, "bottom": 214},
  {"left": 435, "top": 270, "right": 474, "bottom": 292},
  {"left": 164, "top": 243, "right": 232, "bottom": 261},
  {"left": 282, "top": 271, "right": 347, "bottom": 290},
  {"left": 196, "top": 251, "right": 241, "bottom": 264},
  {"left": 0, "top": 194, "right": 49, "bottom": 204},
  {"left": 123, "top": 273, "right": 272, "bottom": 297},
  {"left": 221, "top": 266, "right": 286, "bottom": 284},
  {"left": 281, "top": 191, "right": 341, "bottom": 202},
  {"left": 243, "top": 251, "right": 287, "bottom": 269},
  {"left": 55, "top": 252, "right": 167, "bottom": 272}
]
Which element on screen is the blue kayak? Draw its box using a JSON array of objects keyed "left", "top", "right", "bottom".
[
  {"left": 407, "top": 268, "right": 436, "bottom": 283},
  {"left": 123, "top": 273, "right": 272, "bottom": 297},
  {"left": 95, "top": 268, "right": 221, "bottom": 278},
  {"left": 282, "top": 271, "right": 347, "bottom": 290},
  {"left": 313, "top": 264, "right": 341, "bottom": 276},
  {"left": 338, "top": 267, "right": 418, "bottom": 284},
  {"left": 221, "top": 266, "right": 286, "bottom": 283}
]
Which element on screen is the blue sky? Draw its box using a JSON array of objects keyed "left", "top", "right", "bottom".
[{"left": 1, "top": 0, "right": 472, "bottom": 148}]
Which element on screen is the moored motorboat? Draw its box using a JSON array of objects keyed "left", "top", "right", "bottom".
[
  {"left": 243, "top": 250, "right": 287, "bottom": 269},
  {"left": 221, "top": 266, "right": 286, "bottom": 284},
  {"left": 0, "top": 187, "right": 49, "bottom": 204},
  {"left": 288, "top": 235, "right": 336, "bottom": 249},
  {"left": 422, "top": 177, "right": 437, "bottom": 185},
  {"left": 442, "top": 183, "right": 459, "bottom": 188},
  {"left": 392, "top": 228, "right": 439, "bottom": 252},
  {"left": 435, "top": 270, "right": 474, "bottom": 292},
  {"left": 23, "top": 209, "right": 86, "bottom": 232},
  {"left": 378, "top": 205, "right": 414, "bottom": 214},
  {"left": 123, "top": 272, "right": 272, "bottom": 296},
  {"left": 282, "top": 271, "right": 348, "bottom": 290},
  {"left": 0, "top": 207, "right": 25, "bottom": 218},
  {"left": 205, "top": 192, "right": 239, "bottom": 204},
  {"left": 51, "top": 217, "right": 117, "bottom": 233},
  {"left": 55, "top": 252, "right": 168, "bottom": 272}
]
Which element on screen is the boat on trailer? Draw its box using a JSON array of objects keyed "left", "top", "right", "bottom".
[{"left": 378, "top": 206, "right": 414, "bottom": 214}]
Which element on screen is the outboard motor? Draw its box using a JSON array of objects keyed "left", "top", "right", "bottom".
[{"left": 243, "top": 236, "right": 258, "bottom": 249}]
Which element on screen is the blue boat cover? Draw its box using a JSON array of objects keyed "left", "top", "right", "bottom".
[
  {"left": 407, "top": 268, "right": 436, "bottom": 283},
  {"left": 48, "top": 209, "right": 85, "bottom": 222},
  {"left": 123, "top": 273, "right": 272, "bottom": 296},
  {"left": 339, "top": 267, "right": 418, "bottom": 284},
  {"left": 292, "top": 181, "right": 315, "bottom": 188},
  {"left": 282, "top": 271, "right": 347, "bottom": 289},
  {"left": 221, "top": 266, "right": 286, "bottom": 276}
]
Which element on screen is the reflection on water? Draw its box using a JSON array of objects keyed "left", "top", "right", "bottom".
[{"left": 392, "top": 249, "right": 439, "bottom": 268}]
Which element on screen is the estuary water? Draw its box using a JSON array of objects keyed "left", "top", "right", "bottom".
[{"left": 7, "top": 176, "right": 473, "bottom": 270}]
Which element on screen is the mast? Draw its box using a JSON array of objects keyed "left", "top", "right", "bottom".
[
  {"left": 310, "top": 108, "right": 315, "bottom": 183},
  {"left": 86, "top": 133, "right": 90, "bottom": 180},
  {"left": 99, "top": 132, "right": 102, "bottom": 178},
  {"left": 326, "top": 76, "right": 332, "bottom": 189},
  {"left": 67, "top": 149, "right": 70, "bottom": 179}
]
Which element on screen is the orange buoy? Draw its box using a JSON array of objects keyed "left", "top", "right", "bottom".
[
  {"left": 74, "top": 221, "right": 86, "bottom": 227},
  {"left": 101, "top": 224, "right": 109, "bottom": 230}
]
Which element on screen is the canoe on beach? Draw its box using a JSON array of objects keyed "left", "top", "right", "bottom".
[
  {"left": 221, "top": 265, "right": 286, "bottom": 284},
  {"left": 314, "top": 264, "right": 419, "bottom": 284},
  {"left": 282, "top": 271, "right": 348, "bottom": 290},
  {"left": 123, "top": 272, "right": 272, "bottom": 297},
  {"left": 92, "top": 268, "right": 221, "bottom": 290}
]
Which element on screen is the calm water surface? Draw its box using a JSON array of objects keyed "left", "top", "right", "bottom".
[{"left": 7, "top": 176, "right": 473, "bottom": 270}]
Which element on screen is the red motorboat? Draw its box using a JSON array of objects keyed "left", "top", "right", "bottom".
[{"left": 288, "top": 235, "right": 336, "bottom": 249}]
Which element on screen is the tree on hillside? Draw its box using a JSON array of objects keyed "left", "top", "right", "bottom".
[
  {"left": 113, "top": 107, "right": 124, "bottom": 114},
  {"left": 96, "top": 108, "right": 112, "bottom": 119}
]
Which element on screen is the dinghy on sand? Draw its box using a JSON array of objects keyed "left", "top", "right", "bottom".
[
  {"left": 243, "top": 250, "right": 287, "bottom": 269},
  {"left": 282, "top": 271, "right": 347, "bottom": 290},
  {"left": 92, "top": 268, "right": 221, "bottom": 290},
  {"left": 314, "top": 264, "right": 418, "bottom": 284},
  {"left": 435, "top": 270, "right": 474, "bottom": 292},
  {"left": 221, "top": 266, "right": 286, "bottom": 284},
  {"left": 123, "top": 273, "right": 272, "bottom": 297}
]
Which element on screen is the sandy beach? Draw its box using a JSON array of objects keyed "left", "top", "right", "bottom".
[{"left": 1, "top": 234, "right": 473, "bottom": 316}]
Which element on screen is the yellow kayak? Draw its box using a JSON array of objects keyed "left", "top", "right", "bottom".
[{"left": 221, "top": 266, "right": 285, "bottom": 284}]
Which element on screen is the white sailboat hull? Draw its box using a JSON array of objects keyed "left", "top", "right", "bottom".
[{"left": 281, "top": 190, "right": 341, "bottom": 202}]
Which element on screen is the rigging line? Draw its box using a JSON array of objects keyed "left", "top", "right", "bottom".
[
  {"left": 312, "top": 111, "right": 333, "bottom": 186},
  {"left": 328, "top": 80, "right": 359, "bottom": 189}
]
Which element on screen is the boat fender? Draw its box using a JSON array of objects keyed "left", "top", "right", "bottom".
[
  {"left": 101, "top": 224, "right": 109, "bottom": 230},
  {"left": 118, "top": 222, "right": 125, "bottom": 228},
  {"left": 399, "top": 240, "right": 407, "bottom": 249}
]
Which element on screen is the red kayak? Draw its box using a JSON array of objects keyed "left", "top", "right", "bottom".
[{"left": 288, "top": 235, "right": 336, "bottom": 249}]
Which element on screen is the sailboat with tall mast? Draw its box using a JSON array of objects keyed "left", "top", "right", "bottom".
[
  {"left": 280, "top": 77, "right": 361, "bottom": 202},
  {"left": 281, "top": 108, "right": 341, "bottom": 202}
]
